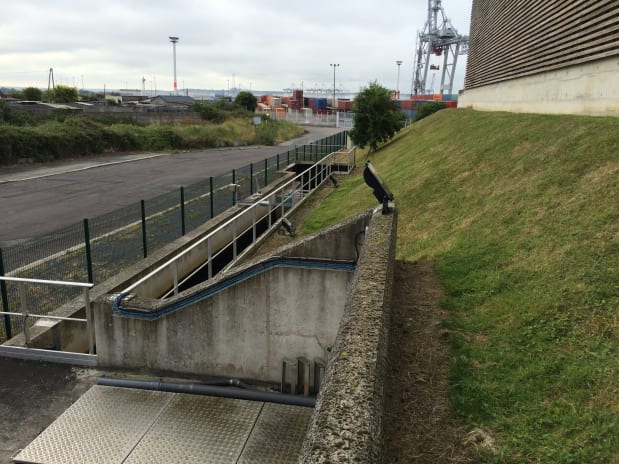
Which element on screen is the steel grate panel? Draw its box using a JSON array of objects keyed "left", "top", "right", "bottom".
[
  {"left": 238, "top": 402, "right": 313, "bottom": 463},
  {"left": 13, "top": 386, "right": 174, "bottom": 464},
  {"left": 14, "top": 386, "right": 313, "bottom": 464},
  {"left": 123, "top": 394, "right": 263, "bottom": 464}
]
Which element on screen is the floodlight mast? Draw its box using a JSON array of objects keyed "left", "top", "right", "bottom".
[
  {"left": 411, "top": 0, "right": 468, "bottom": 95},
  {"left": 169, "top": 36, "right": 179, "bottom": 95}
]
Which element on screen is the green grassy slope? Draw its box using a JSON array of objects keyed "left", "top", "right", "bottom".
[{"left": 304, "top": 109, "right": 618, "bottom": 463}]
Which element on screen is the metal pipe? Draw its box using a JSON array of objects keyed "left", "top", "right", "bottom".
[{"left": 97, "top": 377, "right": 316, "bottom": 408}]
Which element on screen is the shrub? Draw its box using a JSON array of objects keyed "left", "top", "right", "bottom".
[{"left": 415, "top": 101, "right": 446, "bottom": 121}]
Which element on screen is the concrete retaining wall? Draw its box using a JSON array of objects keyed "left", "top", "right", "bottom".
[
  {"left": 299, "top": 206, "right": 397, "bottom": 463},
  {"left": 96, "top": 265, "right": 353, "bottom": 381},
  {"left": 458, "top": 56, "right": 619, "bottom": 117},
  {"left": 94, "top": 211, "right": 374, "bottom": 382}
]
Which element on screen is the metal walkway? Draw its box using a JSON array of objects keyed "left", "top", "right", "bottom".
[{"left": 13, "top": 385, "right": 312, "bottom": 464}]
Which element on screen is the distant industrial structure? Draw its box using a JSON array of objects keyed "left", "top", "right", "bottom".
[
  {"left": 411, "top": 0, "right": 469, "bottom": 96},
  {"left": 458, "top": 0, "right": 619, "bottom": 116}
]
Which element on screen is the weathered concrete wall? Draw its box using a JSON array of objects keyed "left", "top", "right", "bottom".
[
  {"left": 96, "top": 265, "right": 353, "bottom": 382},
  {"left": 94, "top": 211, "right": 373, "bottom": 381},
  {"left": 84, "top": 107, "right": 203, "bottom": 125},
  {"left": 458, "top": 56, "right": 619, "bottom": 117},
  {"left": 299, "top": 206, "right": 397, "bottom": 463}
]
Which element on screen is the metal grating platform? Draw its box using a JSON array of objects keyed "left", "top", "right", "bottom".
[{"left": 13, "top": 385, "right": 312, "bottom": 464}]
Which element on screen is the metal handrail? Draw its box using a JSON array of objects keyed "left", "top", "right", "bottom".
[
  {"left": 118, "top": 148, "right": 354, "bottom": 301},
  {"left": 0, "top": 276, "right": 95, "bottom": 354}
]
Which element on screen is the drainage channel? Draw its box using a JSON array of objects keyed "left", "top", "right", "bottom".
[{"left": 117, "top": 149, "right": 354, "bottom": 303}]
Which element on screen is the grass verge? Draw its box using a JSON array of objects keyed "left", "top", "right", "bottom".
[
  {"left": 302, "top": 109, "right": 618, "bottom": 463},
  {"left": 0, "top": 116, "right": 304, "bottom": 165}
]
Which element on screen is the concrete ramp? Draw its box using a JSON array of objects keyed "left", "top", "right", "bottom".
[{"left": 13, "top": 385, "right": 312, "bottom": 464}]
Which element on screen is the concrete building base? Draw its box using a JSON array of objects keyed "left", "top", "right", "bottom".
[{"left": 458, "top": 56, "right": 619, "bottom": 117}]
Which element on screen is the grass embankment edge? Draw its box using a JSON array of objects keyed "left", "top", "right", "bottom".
[{"left": 301, "top": 109, "right": 619, "bottom": 463}]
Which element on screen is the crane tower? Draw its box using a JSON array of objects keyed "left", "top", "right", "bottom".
[{"left": 412, "top": 0, "right": 468, "bottom": 95}]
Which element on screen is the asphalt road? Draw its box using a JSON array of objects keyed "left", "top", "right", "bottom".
[{"left": 0, "top": 126, "right": 341, "bottom": 247}]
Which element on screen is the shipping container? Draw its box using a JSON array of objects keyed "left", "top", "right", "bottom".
[{"left": 337, "top": 99, "right": 353, "bottom": 111}]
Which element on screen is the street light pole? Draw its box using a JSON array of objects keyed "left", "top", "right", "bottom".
[
  {"left": 330, "top": 63, "right": 340, "bottom": 108},
  {"left": 169, "top": 36, "right": 179, "bottom": 95},
  {"left": 396, "top": 60, "right": 403, "bottom": 98}
]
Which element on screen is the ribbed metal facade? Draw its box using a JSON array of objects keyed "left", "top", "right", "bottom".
[{"left": 464, "top": 0, "right": 619, "bottom": 89}]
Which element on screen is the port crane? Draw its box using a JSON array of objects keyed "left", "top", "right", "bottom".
[{"left": 411, "top": 0, "right": 468, "bottom": 95}]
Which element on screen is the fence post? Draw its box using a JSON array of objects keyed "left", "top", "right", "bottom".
[
  {"left": 180, "top": 187, "right": 186, "bottom": 236},
  {"left": 232, "top": 169, "right": 236, "bottom": 205},
  {"left": 264, "top": 158, "right": 268, "bottom": 187},
  {"left": 277, "top": 154, "right": 280, "bottom": 170},
  {"left": 0, "top": 248, "right": 12, "bottom": 340},
  {"left": 141, "top": 200, "right": 147, "bottom": 258},
  {"left": 209, "top": 176, "right": 214, "bottom": 219},
  {"left": 303, "top": 145, "right": 306, "bottom": 161},
  {"left": 295, "top": 145, "right": 298, "bottom": 162},
  {"left": 250, "top": 164, "right": 254, "bottom": 195},
  {"left": 287, "top": 150, "right": 290, "bottom": 167},
  {"left": 83, "top": 219, "right": 93, "bottom": 284}
]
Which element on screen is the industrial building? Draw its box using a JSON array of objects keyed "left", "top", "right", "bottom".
[{"left": 458, "top": 0, "right": 619, "bottom": 116}]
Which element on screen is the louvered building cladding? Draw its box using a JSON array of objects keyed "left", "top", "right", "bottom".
[{"left": 464, "top": 0, "right": 619, "bottom": 89}]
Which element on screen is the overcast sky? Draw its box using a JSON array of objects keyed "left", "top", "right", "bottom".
[{"left": 0, "top": 0, "right": 472, "bottom": 95}]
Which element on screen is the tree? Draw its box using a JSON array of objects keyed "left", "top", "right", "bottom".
[
  {"left": 235, "top": 91, "right": 257, "bottom": 112},
  {"left": 49, "top": 85, "right": 78, "bottom": 103},
  {"left": 0, "top": 99, "right": 11, "bottom": 123},
  {"left": 23, "top": 86, "right": 43, "bottom": 101},
  {"left": 349, "top": 81, "right": 405, "bottom": 153}
]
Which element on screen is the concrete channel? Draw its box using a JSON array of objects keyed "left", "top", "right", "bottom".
[{"left": 6, "top": 149, "right": 399, "bottom": 463}]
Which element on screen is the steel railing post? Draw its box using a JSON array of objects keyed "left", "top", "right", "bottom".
[
  {"left": 0, "top": 248, "right": 12, "bottom": 340},
  {"left": 18, "top": 281, "right": 29, "bottom": 346},
  {"left": 141, "top": 200, "right": 148, "bottom": 258},
  {"left": 264, "top": 158, "right": 268, "bottom": 187},
  {"left": 180, "top": 187, "right": 186, "bottom": 236},
  {"left": 84, "top": 287, "right": 94, "bottom": 355},
  {"left": 209, "top": 177, "right": 214, "bottom": 219},
  {"left": 232, "top": 220, "right": 237, "bottom": 259},
  {"left": 207, "top": 237, "right": 213, "bottom": 280},
  {"left": 232, "top": 169, "right": 236, "bottom": 206},
  {"left": 252, "top": 207, "right": 257, "bottom": 243},
  {"left": 83, "top": 219, "right": 93, "bottom": 284},
  {"left": 172, "top": 262, "right": 179, "bottom": 296}
]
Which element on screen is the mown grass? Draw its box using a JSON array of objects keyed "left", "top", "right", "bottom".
[{"left": 302, "top": 109, "right": 618, "bottom": 463}]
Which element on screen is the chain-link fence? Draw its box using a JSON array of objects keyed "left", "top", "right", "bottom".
[{"left": 0, "top": 131, "right": 348, "bottom": 342}]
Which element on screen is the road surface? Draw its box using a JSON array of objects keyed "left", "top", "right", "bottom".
[{"left": 0, "top": 127, "right": 342, "bottom": 247}]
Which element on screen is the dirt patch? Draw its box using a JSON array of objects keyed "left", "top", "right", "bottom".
[{"left": 383, "top": 260, "right": 477, "bottom": 463}]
